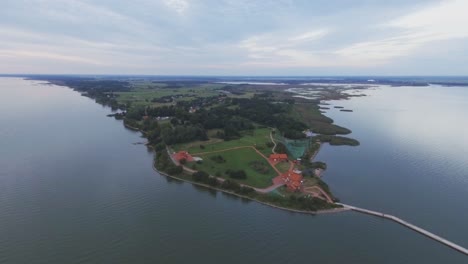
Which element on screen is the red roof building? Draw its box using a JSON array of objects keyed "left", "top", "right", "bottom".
[
  {"left": 173, "top": 151, "right": 194, "bottom": 162},
  {"left": 269, "top": 153, "right": 288, "bottom": 163},
  {"left": 281, "top": 170, "right": 304, "bottom": 191}
]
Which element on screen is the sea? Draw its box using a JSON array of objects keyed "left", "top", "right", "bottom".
[{"left": 0, "top": 77, "right": 466, "bottom": 263}]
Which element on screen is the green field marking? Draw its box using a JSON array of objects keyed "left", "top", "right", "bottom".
[{"left": 190, "top": 147, "right": 275, "bottom": 188}]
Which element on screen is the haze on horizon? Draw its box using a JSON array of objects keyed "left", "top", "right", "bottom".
[{"left": 1, "top": 0, "right": 468, "bottom": 76}]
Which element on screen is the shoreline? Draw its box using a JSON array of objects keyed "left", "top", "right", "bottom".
[{"left": 151, "top": 160, "right": 350, "bottom": 215}]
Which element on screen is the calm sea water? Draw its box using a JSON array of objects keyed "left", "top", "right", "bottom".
[{"left": 0, "top": 78, "right": 466, "bottom": 263}]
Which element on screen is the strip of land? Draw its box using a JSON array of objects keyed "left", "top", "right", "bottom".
[{"left": 40, "top": 76, "right": 366, "bottom": 212}]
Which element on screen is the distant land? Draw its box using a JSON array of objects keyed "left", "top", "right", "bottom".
[
  {"left": 12, "top": 74, "right": 468, "bottom": 214},
  {"left": 15, "top": 74, "right": 415, "bottom": 213}
]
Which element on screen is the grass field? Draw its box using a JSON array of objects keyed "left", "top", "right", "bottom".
[
  {"left": 173, "top": 128, "right": 273, "bottom": 155},
  {"left": 190, "top": 147, "right": 276, "bottom": 188},
  {"left": 275, "top": 161, "right": 291, "bottom": 173}
]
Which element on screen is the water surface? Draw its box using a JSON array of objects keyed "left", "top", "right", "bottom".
[{"left": 0, "top": 78, "right": 466, "bottom": 263}]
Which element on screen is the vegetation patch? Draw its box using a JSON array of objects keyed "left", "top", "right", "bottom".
[
  {"left": 193, "top": 148, "right": 275, "bottom": 188},
  {"left": 249, "top": 160, "right": 271, "bottom": 174},
  {"left": 225, "top": 169, "right": 247, "bottom": 179},
  {"left": 314, "top": 135, "right": 360, "bottom": 146},
  {"left": 210, "top": 155, "right": 226, "bottom": 163}
]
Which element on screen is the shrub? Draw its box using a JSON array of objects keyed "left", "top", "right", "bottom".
[
  {"left": 225, "top": 169, "right": 247, "bottom": 179},
  {"left": 192, "top": 171, "right": 209, "bottom": 182},
  {"left": 210, "top": 155, "right": 226, "bottom": 163}
]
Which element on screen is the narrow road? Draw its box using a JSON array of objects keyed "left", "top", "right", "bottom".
[
  {"left": 270, "top": 131, "right": 277, "bottom": 154},
  {"left": 192, "top": 145, "right": 282, "bottom": 175},
  {"left": 309, "top": 186, "right": 333, "bottom": 203}
]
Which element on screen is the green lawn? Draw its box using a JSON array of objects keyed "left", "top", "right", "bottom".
[
  {"left": 190, "top": 148, "right": 276, "bottom": 188},
  {"left": 275, "top": 161, "right": 291, "bottom": 173},
  {"left": 173, "top": 128, "right": 273, "bottom": 155}
]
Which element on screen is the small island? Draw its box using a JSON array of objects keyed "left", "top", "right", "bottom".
[{"left": 42, "top": 77, "right": 366, "bottom": 213}]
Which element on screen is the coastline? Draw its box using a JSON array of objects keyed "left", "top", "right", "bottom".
[
  {"left": 144, "top": 138, "right": 347, "bottom": 215},
  {"left": 151, "top": 160, "right": 350, "bottom": 215},
  {"left": 47, "top": 79, "right": 347, "bottom": 214}
]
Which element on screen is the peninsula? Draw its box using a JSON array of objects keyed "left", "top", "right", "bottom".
[{"left": 39, "top": 76, "right": 366, "bottom": 213}]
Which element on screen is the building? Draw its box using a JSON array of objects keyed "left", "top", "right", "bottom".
[
  {"left": 269, "top": 153, "right": 288, "bottom": 163},
  {"left": 281, "top": 170, "right": 304, "bottom": 191},
  {"left": 173, "top": 151, "right": 194, "bottom": 162}
]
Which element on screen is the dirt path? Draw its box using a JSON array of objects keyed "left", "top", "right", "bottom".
[
  {"left": 255, "top": 182, "right": 285, "bottom": 193},
  {"left": 168, "top": 147, "right": 283, "bottom": 192},
  {"left": 270, "top": 131, "right": 277, "bottom": 154},
  {"left": 191, "top": 146, "right": 252, "bottom": 156},
  {"left": 309, "top": 142, "right": 322, "bottom": 161},
  {"left": 192, "top": 145, "right": 282, "bottom": 176},
  {"left": 303, "top": 186, "right": 333, "bottom": 203},
  {"left": 169, "top": 142, "right": 332, "bottom": 201}
]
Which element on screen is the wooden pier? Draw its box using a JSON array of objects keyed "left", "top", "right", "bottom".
[{"left": 337, "top": 203, "right": 468, "bottom": 256}]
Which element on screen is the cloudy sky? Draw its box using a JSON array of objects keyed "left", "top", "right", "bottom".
[{"left": 1, "top": 0, "right": 468, "bottom": 75}]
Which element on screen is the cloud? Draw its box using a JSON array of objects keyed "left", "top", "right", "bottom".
[
  {"left": 0, "top": 50, "right": 106, "bottom": 65},
  {"left": 163, "top": 0, "right": 189, "bottom": 15},
  {"left": 336, "top": 0, "right": 468, "bottom": 65},
  {"left": 1, "top": 0, "right": 468, "bottom": 74},
  {"left": 239, "top": 29, "right": 330, "bottom": 65}
]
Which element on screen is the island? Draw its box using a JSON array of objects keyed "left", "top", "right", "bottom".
[{"left": 38, "top": 76, "right": 368, "bottom": 213}]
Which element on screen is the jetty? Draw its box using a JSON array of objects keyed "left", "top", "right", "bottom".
[{"left": 337, "top": 203, "right": 468, "bottom": 256}]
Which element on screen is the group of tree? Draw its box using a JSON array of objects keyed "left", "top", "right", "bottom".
[
  {"left": 210, "top": 155, "right": 226, "bottom": 163},
  {"left": 155, "top": 151, "right": 183, "bottom": 175},
  {"left": 225, "top": 169, "right": 247, "bottom": 179},
  {"left": 160, "top": 124, "right": 208, "bottom": 145}
]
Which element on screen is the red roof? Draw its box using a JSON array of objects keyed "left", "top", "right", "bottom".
[
  {"left": 173, "top": 151, "right": 194, "bottom": 162},
  {"left": 269, "top": 153, "right": 288, "bottom": 160},
  {"left": 281, "top": 170, "right": 303, "bottom": 191}
]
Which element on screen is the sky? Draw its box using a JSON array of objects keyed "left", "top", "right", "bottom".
[{"left": 1, "top": 0, "right": 468, "bottom": 75}]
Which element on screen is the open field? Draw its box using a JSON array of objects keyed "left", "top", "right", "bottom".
[
  {"left": 115, "top": 81, "right": 255, "bottom": 107},
  {"left": 275, "top": 161, "right": 291, "bottom": 173},
  {"left": 173, "top": 128, "right": 273, "bottom": 155},
  {"left": 189, "top": 147, "right": 276, "bottom": 188}
]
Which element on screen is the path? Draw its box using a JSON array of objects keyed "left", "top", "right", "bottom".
[
  {"left": 169, "top": 141, "right": 332, "bottom": 200},
  {"left": 338, "top": 203, "right": 468, "bottom": 256},
  {"left": 303, "top": 186, "right": 333, "bottom": 203},
  {"left": 309, "top": 142, "right": 322, "bottom": 161},
  {"left": 168, "top": 147, "right": 282, "bottom": 192},
  {"left": 192, "top": 145, "right": 282, "bottom": 175},
  {"left": 254, "top": 182, "right": 285, "bottom": 194},
  {"left": 270, "top": 131, "right": 277, "bottom": 154}
]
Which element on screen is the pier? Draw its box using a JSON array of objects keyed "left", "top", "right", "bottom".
[{"left": 337, "top": 203, "right": 468, "bottom": 256}]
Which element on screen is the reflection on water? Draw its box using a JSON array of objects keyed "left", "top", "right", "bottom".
[{"left": 0, "top": 78, "right": 466, "bottom": 263}]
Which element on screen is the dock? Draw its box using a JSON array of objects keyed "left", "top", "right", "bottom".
[{"left": 337, "top": 203, "right": 468, "bottom": 256}]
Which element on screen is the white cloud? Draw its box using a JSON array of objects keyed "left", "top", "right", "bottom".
[
  {"left": 336, "top": 0, "right": 468, "bottom": 64},
  {"left": 239, "top": 29, "right": 330, "bottom": 65},
  {"left": 0, "top": 50, "right": 106, "bottom": 65},
  {"left": 163, "top": 0, "right": 189, "bottom": 15},
  {"left": 1, "top": 0, "right": 468, "bottom": 74}
]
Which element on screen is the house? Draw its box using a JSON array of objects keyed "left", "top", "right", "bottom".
[
  {"left": 269, "top": 153, "right": 288, "bottom": 163},
  {"left": 173, "top": 151, "right": 194, "bottom": 162},
  {"left": 281, "top": 170, "right": 304, "bottom": 191}
]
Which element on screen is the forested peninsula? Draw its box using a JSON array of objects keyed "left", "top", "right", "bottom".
[{"left": 40, "top": 76, "right": 367, "bottom": 213}]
